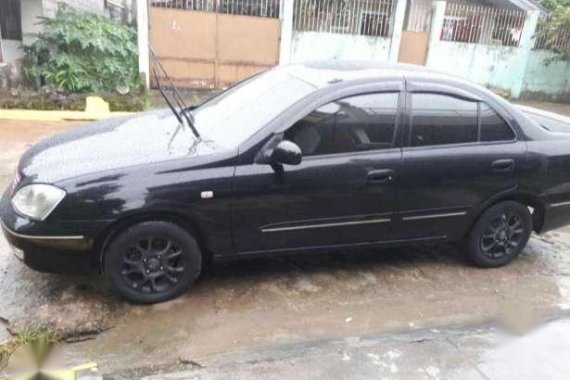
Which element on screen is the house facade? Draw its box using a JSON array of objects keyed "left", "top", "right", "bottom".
[
  {"left": 0, "top": 0, "right": 131, "bottom": 64},
  {"left": 143, "top": 0, "right": 569, "bottom": 99}
]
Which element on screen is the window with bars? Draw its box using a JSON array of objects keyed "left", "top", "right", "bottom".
[
  {"left": 0, "top": 0, "right": 22, "bottom": 40},
  {"left": 442, "top": 3, "right": 526, "bottom": 47},
  {"left": 294, "top": 0, "right": 395, "bottom": 37}
]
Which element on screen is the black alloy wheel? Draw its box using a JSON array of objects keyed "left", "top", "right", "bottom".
[
  {"left": 466, "top": 201, "right": 532, "bottom": 268},
  {"left": 480, "top": 211, "right": 525, "bottom": 259},
  {"left": 105, "top": 221, "right": 202, "bottom": 304},
  {"left": 121, "top": 235, "right": 185, "bottom": 293}
]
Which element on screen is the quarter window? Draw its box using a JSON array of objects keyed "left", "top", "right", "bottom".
[
  {"left": 480, "top": 103, "right": 515, "bottom": 141},
  {"left": 411, "top": 93, "right": 478, "bottom": 147},
  {"left": 285, "top": 93, "right": 399, "bottom": 156}
]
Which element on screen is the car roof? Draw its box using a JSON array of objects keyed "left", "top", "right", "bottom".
[{"left": 282, "top": 60, "right": 474, "bottom": 89}]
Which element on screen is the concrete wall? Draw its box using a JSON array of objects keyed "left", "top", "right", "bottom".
[
  {"left": 42, "top": 0, "right": 105, "bottom": 18},
  {"left": 290, "top": 31, "right": 392, "bottom": 63},
  {"left": 522, "top": 50, "right": 570, "bottom": 101},
  {"left": 21, "top": 0, "right": 44, "bottom": 45},
  {"left": 424, "top": 41, "right": 570, "bottom": 101},
  {"left": 425, "top": 40, "right": 525, "bottom": 94},
  {"left": 1, "top": 39, "right": 24, "bottom": 62}
]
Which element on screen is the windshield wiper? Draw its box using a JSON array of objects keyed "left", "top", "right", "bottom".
[{"left": 150, "top": 47, "right": 201, "bottom": 139}]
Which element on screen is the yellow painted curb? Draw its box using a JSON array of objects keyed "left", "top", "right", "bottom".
[
  {"left": 0, "top": 96, "right": 136, "bottom": 121},
  {"left": 0, "top": 109, "right": 134, "bottom": 122}
]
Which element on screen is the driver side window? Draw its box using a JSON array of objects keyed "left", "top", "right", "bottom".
[{"left": 284, "top": 92, "right": 399, "bottom": 156}]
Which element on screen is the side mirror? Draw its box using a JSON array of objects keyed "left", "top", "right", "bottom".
[{"left": 271, "top": 140, "right": 302, "bottom": 166}]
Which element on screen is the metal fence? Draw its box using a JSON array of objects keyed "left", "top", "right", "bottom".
[
  {"left": 150, "top": 0, "right": 280, "bottom": 18},
  {"left": 405, "top": 0, "right": 432, "bottom": 33},
  {"left": 293, "top": 0, "right": 396, "bottom": 37},
  {"left": 442, "top": 3, "right": 526, "bottom": 47},
  {"left": 534, "top": 17, "right": 570, "bottom": 51}
]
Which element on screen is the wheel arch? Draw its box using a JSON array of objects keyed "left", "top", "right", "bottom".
[
  {"left": 93, "top": 211, "right": 211, "bottom": 273},
  {"left": 464, "top": 191, "right": 545, "bottom": 240}
]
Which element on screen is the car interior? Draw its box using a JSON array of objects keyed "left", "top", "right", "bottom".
[{"left": 284, "top": 103, "right": 395, "bottom": 156}]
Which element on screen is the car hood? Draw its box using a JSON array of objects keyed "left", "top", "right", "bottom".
[
  {"left": 516, "top": 105, "right": 570, "bottom": 133},
  {"left": 18, "top": 110, "right": 226, "bottom": 183}
]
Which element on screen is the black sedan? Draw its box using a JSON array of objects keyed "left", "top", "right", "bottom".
[{"left": 2, "top": 62, "right": 570, "bottom": 304}]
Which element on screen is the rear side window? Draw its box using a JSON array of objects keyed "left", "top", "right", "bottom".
[
  {"left": 411, "top": 93, "right": 478, "bottom": 147},
  {"left": 480, "top": 103, "right": 515, "bottom": 141}
]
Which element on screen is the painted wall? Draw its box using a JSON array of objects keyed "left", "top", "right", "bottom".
[
  {"left": 522, "top": 50, "right": 570, "bottom": 101},
  {"left": 290, "top": 31, "right": 392, "bottom": 63},
  {"left": 425, "top": 40, "right": 570, "bottom": 100},
  {"left": 1, "top": 40, "right": 24, "bottom": 62},
  {"left": 426, "top": 41, "right": 526, "bottom": 95},
  {"left": 42, "top": 0, "right": 105, "bottom": 18},
  {"left": 21, "top": 0, "right": 44, "bottom": 45}
]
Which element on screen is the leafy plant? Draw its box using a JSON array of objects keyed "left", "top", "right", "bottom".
[
  {"left": 22, "top": 3, "right": 139, "bottom": 93},
  {"left": 538, "top": 0, "right": 570, "bottom": 63}
]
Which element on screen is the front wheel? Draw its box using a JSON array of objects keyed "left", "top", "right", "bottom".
[
  {"left": 104, "top": 221, "right": 202, "bottom": 304},
  {"left": 465, "top": 201, "right": 532, "bottom": 268}
]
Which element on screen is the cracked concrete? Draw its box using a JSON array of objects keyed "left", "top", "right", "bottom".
[{"left": 132, "top": 319, "right": 570, "bottom": 380}]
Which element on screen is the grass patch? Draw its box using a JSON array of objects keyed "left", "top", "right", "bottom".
[
  {"left": 0, "top": 340, "right": 19, "bottom": 370},
  {"left": 16, "top": 329, "right": 58, "bottom": 368},
  {"left": 0, "top": 329, "right": 59, "bottom": 371}
]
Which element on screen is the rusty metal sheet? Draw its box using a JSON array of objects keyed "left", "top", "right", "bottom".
[
  {"left": 149, "top": 7, "right": 280, "bottom": 88},
  {"left": 150, "top": 9, "right": 217, "bottom": 59},
  {"left": 217, "top": 14, "right": 280, "bottom": 65},
  {"left": 398, "top": 31, "right": 428, "bottom": 65},
  {"left": 217, "top": 63, "right": 269, "bottom": 87}
]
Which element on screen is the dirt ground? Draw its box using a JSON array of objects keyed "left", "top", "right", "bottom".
[{"left": 1, "top": 102, "right": 570, "bottom": 377}]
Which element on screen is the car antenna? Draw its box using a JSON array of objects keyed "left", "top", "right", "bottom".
[{"left": 149, "top": 47, "right": 201, "bottom": 139}]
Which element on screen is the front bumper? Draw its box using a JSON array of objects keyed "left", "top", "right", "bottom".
[
  {"left": 1, "top": 220, "right": 95, "bottom": 274},
  {"left": 0, "top": 188, "right": 106, "bottom": 274}
]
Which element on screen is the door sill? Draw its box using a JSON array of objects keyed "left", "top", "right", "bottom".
[{"left": 216, "top": 235, "right": 448, "bottom": 260}]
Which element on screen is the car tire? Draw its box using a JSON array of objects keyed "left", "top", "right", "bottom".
[
  {"left": 104, "top": 221, "right": 202, "bottom": 304},
  {"left": 465, "top": 201, "right": 532, "bottom": 268}
]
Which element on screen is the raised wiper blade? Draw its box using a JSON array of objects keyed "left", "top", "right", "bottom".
[
  {"left": 149, "top": 47, "right": 201, "bottom": 139},
  {"left": 151, "top": 64, "right": 183, "bottom": 125}
]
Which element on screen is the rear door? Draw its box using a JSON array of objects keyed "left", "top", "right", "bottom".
[{"left": 392, "top": 83, "right": 527, "bottom": 241}]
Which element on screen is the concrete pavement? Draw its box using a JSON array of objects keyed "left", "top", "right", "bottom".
[{"left": 135, "top": 318, "right": 570, "bottom": 380}]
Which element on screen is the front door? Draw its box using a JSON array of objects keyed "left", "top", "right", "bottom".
[
  {"left": 232, "top": 92, "right": 403, "bottom": 254},
  {"left": 392, "top": 90, "right": 527, "bottom": 241}
]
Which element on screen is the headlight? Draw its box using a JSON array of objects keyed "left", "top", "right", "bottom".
[{"left": 11, "top": 184, "right": 66, "bottom": 221}]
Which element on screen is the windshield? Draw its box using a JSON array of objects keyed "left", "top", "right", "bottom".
[{"left": 189, "top": 69, "right": 316, "bottom": 148}]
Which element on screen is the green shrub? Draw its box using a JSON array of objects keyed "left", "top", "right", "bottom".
[
  {"left": 539, "top": 0, "right": 570, "bottom": 63},
  {"left": 22, "top": 3, "right": 138, "bottom": 93}
]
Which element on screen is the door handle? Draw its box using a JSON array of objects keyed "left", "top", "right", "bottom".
[
  {"left": 367, "top": 169, "right": 394, "bottom": 184},
  {"left": 492, "top": 159, "right": 515, "bottom": 172}
]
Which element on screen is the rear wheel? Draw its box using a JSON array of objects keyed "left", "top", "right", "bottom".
[
  {"left": 465, "top": 201, "right": 532, "bottom": 268},
  {"left": 104, "top": 221, "right": 202, "bottom": 304}
]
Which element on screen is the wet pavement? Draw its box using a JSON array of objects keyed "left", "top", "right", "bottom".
[
  {"left": 0, "top": 105, "right": 570, "bottom": 377},
  {"left": 137, "top": 319, "right": 570, "bottom": 380}
]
